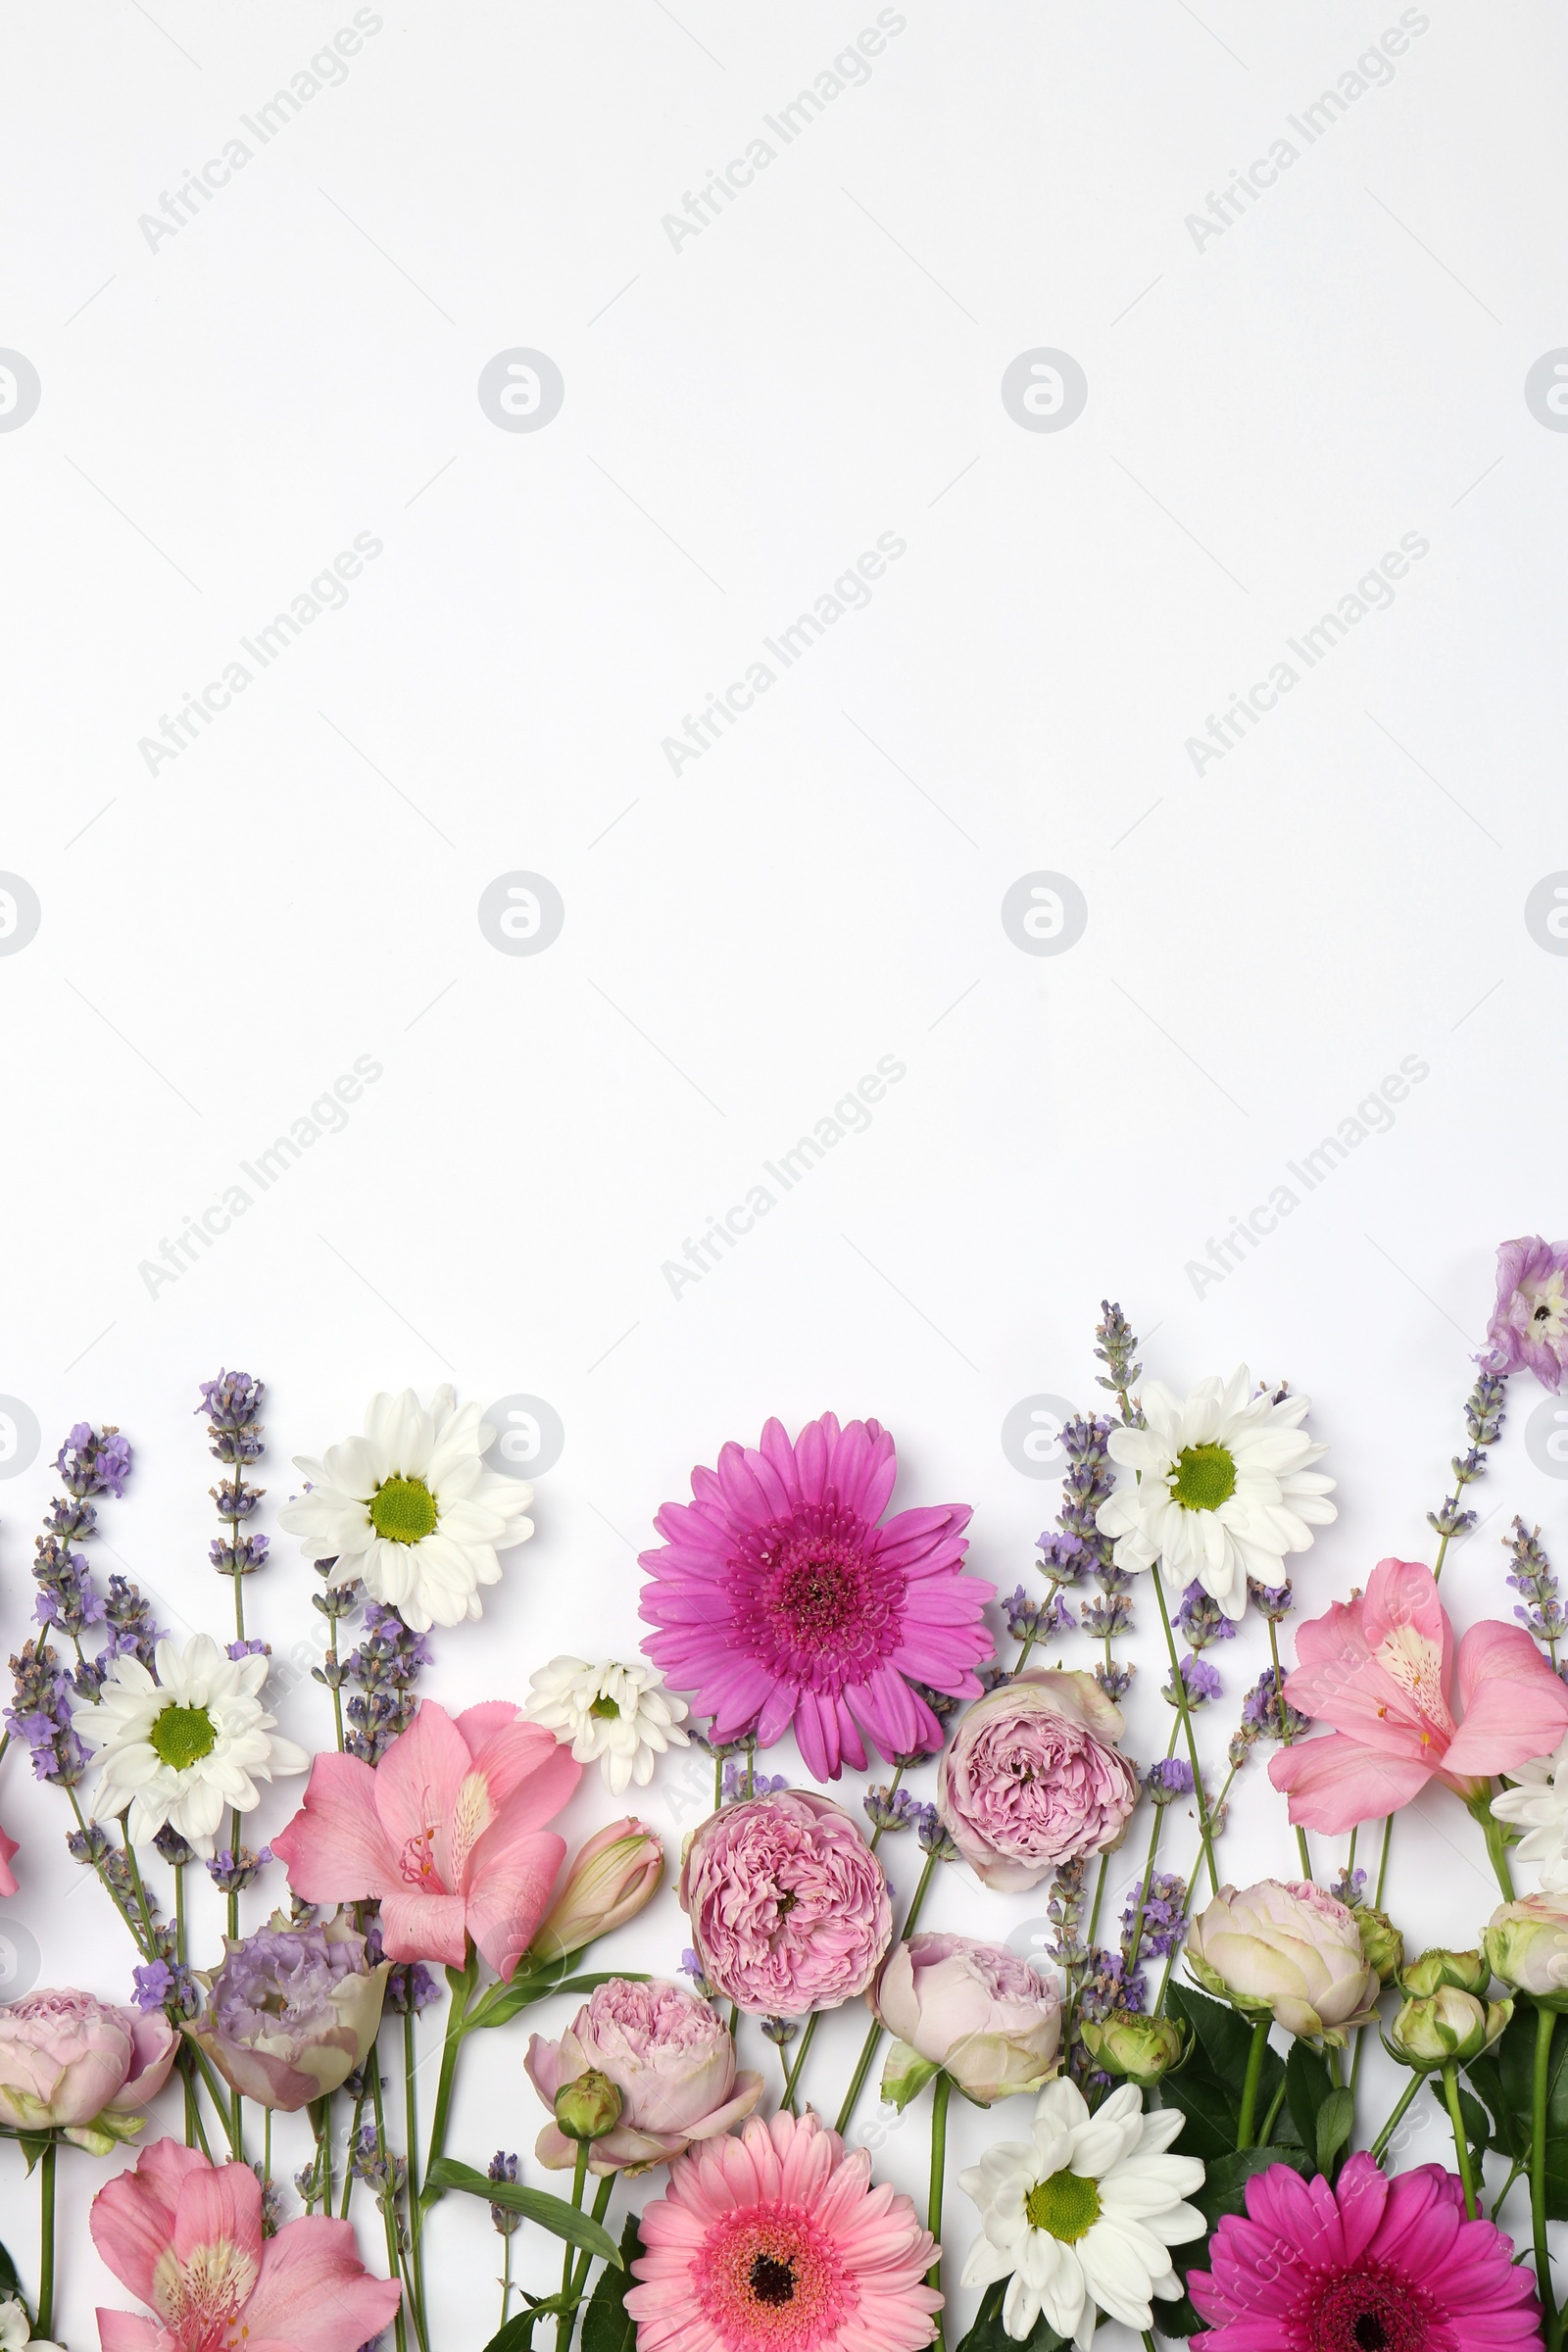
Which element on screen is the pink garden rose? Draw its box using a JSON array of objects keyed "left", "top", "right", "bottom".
[
  {"left": 0, "top": 1988, "right": 175, "bottom": 2152},
  {"left": 271, "top": 1698, "right": 579, "bottom": 1981},
  {"left": 92, "top": 2138, "right": 402, "bottom": 2352},
  {"left": 935, "top": 1669, "right": 1140, "bottom": 1891},
  {"left": 525, "top": 1976, "right": 763, "bottom": 2172},
  {"left": 872, "top": 1933, "right": 1061, "bottom": 2106},
  {"left": 0, "top": 1820, "right": 16, "bottom": 1898},
  {"left": 680, "top": 1789, "right": 892, "bottom": 2015},
  {"left": 1269, "top": 1557, "right": 1568, "bottom": 1833}
]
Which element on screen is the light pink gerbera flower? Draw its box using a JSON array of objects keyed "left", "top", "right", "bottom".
[
  {"left": 1186, "top": 2151, "right": 1543, "bottom": 2349},
  {"left": 625, "top": 2108, "right": 942, "bottom": 2352},
  {"left": 639, "top": 1413, "right": 994, "bottom": 1781}
]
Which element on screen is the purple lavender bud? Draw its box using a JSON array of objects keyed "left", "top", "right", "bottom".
[
  {"left": 1145, "top": 1758, "right": 1196, "bottom": 1804},
  {"left": 488, "top": 2149, "right": 522, "bottom": 2235}
]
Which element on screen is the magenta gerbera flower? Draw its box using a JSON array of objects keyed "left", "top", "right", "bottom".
[
  {"left": 1187, "top": 2151, "right": 1543, "bottom": 2350},
  {"left": 638, "top": 1412, "right": 994, "bottom": 1781},
  {"left": 624, "top": 2108, "right": 941, "bottom": 2352}
]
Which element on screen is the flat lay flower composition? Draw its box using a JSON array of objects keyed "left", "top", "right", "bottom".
[{"left": 6, "top": 1246, "right": 1568, "bottom": 2349}]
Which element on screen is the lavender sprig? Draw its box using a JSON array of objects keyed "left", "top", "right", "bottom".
[
  {"left": 200, "top": 1372, "right": 268, "bottom": 1641},
  {"left": 1505, "top": 1516, "right": 1568, "bottom": 1668},
  {"left": 344, "top": 1602, "right": 431, "bottom": 1764},
  {"left": 1427, "top": 1370, "right": 1507, "bottom": 1577}
]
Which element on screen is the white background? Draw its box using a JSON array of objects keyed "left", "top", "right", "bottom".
[{"left": 3, "top": 1, "right": 1568, "bottom": 2344}]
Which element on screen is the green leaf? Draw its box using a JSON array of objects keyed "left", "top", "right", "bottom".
[
  {"left": 478, "top": 2296, "right": 564, "bottom": 2352},
  {"left": 0, "top": 2240, "right": 20, "bottom": 2299},
  {"left": 953, "top": 2278, "right": 1069, "bottom": 2352},
  {"left": 1314, "top": 2086, "right": 1354, "bottom": 2180},
  {"left": 1283, "top": 2041, "right": 1335, "bottom": 2174},
  {"left": 470, "top": 1970, "right": 652, "bottom": 2033},
  {"left": 423, "top": 2160, "right": 623, "bottom": 2265},
  {"left": 1463, "top": 2048, "right": 1525, "bottom": 2164},
  {"left": 16, "top": 2133, "right": 50, "bottom": 2177},
  {"left": 1493, "top": 2002, "right": 1568, "bottom": 2212},
  {"left": 1157, "top": 1985, "right": 1284, "bottom": 2163},
  {"left": 582, "top": 2216, "right": 644, "bottom": 2352}
]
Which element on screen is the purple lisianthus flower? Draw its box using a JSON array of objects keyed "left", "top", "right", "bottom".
[
  {"left": 185, "top": 1912, "right": 391, "bottom": 2111},
  {"left": 1481, "top": 1235, "right": 1568, "bottom": 1389}
]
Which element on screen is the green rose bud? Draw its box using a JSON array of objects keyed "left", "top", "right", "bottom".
[
  {"left": 553, "top": 2067, "right": 624, "bottom": 2143},
  {"left": 1079, "top": 2010, "right": 1189, "bottom": 2086},
  {"left": 1386, "top": 1987, "right": 1511, "bottom": 2072},
  {"left": 1483, "top": 1894, "right": 1568, "bottom": 2010},
  {"left": 1356, "top": 1906, "right": 1404, "bottom": 1985},
  {"left": 1397, "top": 1947, "right": 1491, "bottom": 1998}
]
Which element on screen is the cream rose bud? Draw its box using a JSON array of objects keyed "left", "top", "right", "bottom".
[
  {"left": 871, "top": 1935, "right": 1061, "bottom": 2109},
  {"left": 1388, "top": 1987, "right": 1512, "bottom": 2071},
  {"left": 1186, "top": 1879, "right": 1380, "bottom": 2045},
  {"left": 1483, "top": 1892, "right": 1568, "bottom": 2007},
  {"left": 1356, "top": 1905, "right": 1404, "bottom": 1985},
  {"left": 1398, "top": 1947, "right": 1491, "bottom": 1998}
]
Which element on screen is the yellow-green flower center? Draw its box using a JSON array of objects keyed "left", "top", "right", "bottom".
[
  {"left": 150, "top": 1703, "right": 217, "bottom": 1771},
  {"left": 1024, "top": 2167, "right": 1101, "bottom": 2242},
  {"left": 589, "top": 1694, "right": 622, "bottom": 1720},
  {"left": 369, "top": 1477, "right": 438, "bottom": 1544},
  {"left": 1169, "top": 1442, "right": 1237, "bottom": 1513}
]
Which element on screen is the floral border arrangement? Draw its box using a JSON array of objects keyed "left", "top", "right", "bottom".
[{"left": 4, "top": 1241, "right": 1568, "bottom": 2351}]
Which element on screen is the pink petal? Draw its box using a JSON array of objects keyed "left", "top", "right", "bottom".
[
  {"left": 793, "top": 1690, "right": 840, "bottom": 1781},
  {"left": 1268, "top": 1731, "right": 1434, "bottom": 1831},
  {"left": 90, "top": 2139, "right": 210, "bottom": 2300},
  {"left": 270, "top": 1754, "right": 393, "bottom": 1903},
  {"left": 371, "top": 1701, "right": 471, "bottom": 1863},
  {"left": 1362, "top": 1557, "right": 1452, "bottom": 1680},
  {"left": 0, "top": 1820, "right": 18, "bottom": 1896},
  {"left": 792, "top": 1415, "right": 832, "bottom": 1506},
  {"left": 96, "top": 2312, "right": 162, "bottom": 2352},
  {"left": 173, "top": 2158, "right": 264, "bottom": 2271},
  {"left": 465, "top": 1818, "right": 569, "bottom": 1980},
  {"left": 245, "top": 2214, "right": 404, "bottom": 2352},
  {"left": 1445, "top": 1620, "right": 1568, "bottom": 1777},
  {"left": 377, "top": 1887, "right": 468, "bottom": 1968}
]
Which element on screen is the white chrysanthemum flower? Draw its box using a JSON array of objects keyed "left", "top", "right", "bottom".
[
  {"left": 1095, "top": 1367, "right": 1336, "bottom": 1620},
  {"left": 276, "top": 1386, "right": 535, "bottom": 1635},
  {"left": 524, "top": 1656, "right": 689, "bottom": 1793},
  {"left": 1493, "top": 1733, "right": 1568, "bottom": 1888},
  {"left": 959, "top": 2078, "right": 1205, "bottom": 2348},
  {"left": 74, "top": 1634, "right": 309, "bottom": 1854}
]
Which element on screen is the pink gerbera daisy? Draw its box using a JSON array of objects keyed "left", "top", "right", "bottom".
[
  {"left": 639, "top": 1413, "right": 994, "bottom": 1781},
  {"left": 625, "top": 2108, "right": 941, "bottom": 2352},
  {"left": 1187, "top": 2151, "right": 1543, "bottom": 2350}
]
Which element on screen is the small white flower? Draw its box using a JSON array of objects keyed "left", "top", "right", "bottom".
[
  {"left": 277, "top": 1386, "right": 535, "bottom": 1634},
  {"left": 1493, "top": 1732, "right": 1568, "bottom": 1888},
  {"left": 1096, "top": 1367, "right": 1336, "bottom": 1620},
  {"left": 524, "top": 1656, "right": 688, "bottom": 1794},
  {"left": 74, "top": 1634, "right": 309, "bottom": 1854},
  {"left": 0, "top": 2298, "right": 63, "bottom": 2352},
  {"left": 959, "top": 2078, "right": 1205, "bottom": 2348}
]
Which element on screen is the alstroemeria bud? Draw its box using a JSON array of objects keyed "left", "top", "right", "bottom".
[
  {"left": 1483, "top": 1893, "right": 1568, "bottom": 2008},
  {"left": 1398, "top": 1947, "right": 1491, "bottom": 1998},
  {"left": 1079, "top": 2010, "right": 1188, "bottom": 2086},
  {"left": 553, "top": 2067, "right": 624, "bottom": 2142},
  {"left": 531, "top": 1820, "right": 662, "bottom": 1968},
  {"left": 1387, "top": 1987, "right": 1511, "bottom": 2071},
  {"left": 1356, "top": 1906, "right": 1404, "bottom": 1985}
]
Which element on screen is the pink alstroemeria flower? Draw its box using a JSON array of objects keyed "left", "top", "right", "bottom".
[
  {"left": 92, "top": 2138, "right": 401, "bottom": 2352},
  {"left": 1269, "top": 1556, "right": 1568, "bottom": 1832},
  {"left": 0, "top": 1819, "right": 17, "bottom": 1897},
  {"left": 271, "top": 1700, "right": 579, "bottom": 1981}
]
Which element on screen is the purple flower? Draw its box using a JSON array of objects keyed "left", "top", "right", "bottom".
[
  {"left": 132, "top": 1957, "right": 201, "bottom": 2020},
  {"left": 488, "top": 2149, "right": 521, "bottom": 2236},
  {"left": 186, "top": 1915, "right": 391, "bottom": 2111},
  {"left": 1247, "top": 1578, "right": 1296, "bottom": 1622},
  {"left": 1123, "top": 1871, "right": 1188, "bottom": 1964},
  {"left": 1145, "top": 1757, "right": 1195, "bottom": 1803},
  {"left": 1168, "top": 1654, "right": 1222, "bottom": 1709},
  {"left": 720, "top": 1760, "right": 788, "bottom": 1804},
  {"left": 1177, "top": 1582, "right": 1237, "bottom": 1649},
  {"left": 1242, "top": 1666, "right": 1309, "bottom": 1742},
  {"left": 1481, "top": 1236, "right": 1568, "bottom": 1388},
  {"left": 863, "top": 1785, "right": 921, "bottom": 1836},
  {"left": 1506, "top": 1516, "right": 1568, "bottom": 1651},
  {"left": 206, "top": 1844, "right": 271, "bottom": 1894}
]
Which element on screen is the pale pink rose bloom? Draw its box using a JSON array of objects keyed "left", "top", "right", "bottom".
[
  {"left": 680, "top": 1790, "right": 892, "bottom": 2015},
  {"left": 0, "top": 1989, "right": 175, "bottom": 2149},
  {"left": 92, "top": 2137, "right": 402, "bottom": 2352},
  {"left": 935, "top": 1669, "right": 1140, "bottom": 1891},
  {"left": 270, "top": 1699, "right": 579, "bottom": 1982},
  {"left": 1187, "top": 1880, "right": 1380, "bottom": 2043},
  {"left": 0, "top": 1820, "right": 16, "bottom": 1897},
  {"left": 525, "top": 1976, "right": 763, "bottom": 2172},
  {"left": 872, "top": 1933, "right": 1061, "bottom": 2105},
  {"left": 1269, "top": 1557, "right": 1568, "bottom": 1833}
]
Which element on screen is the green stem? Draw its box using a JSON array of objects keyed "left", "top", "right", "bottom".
[
  {"left": 405, "top": 2009, "right": 425, "bottom": 2344},
  {"left": 713, "top": 1749, "right": 723, "bottom": 1811},
  {"left": 1087, "top": 1850, "right": 1111, "bottom": 1949},
  {"left": 781, "top": 2015, "right": 819, "bottom": 2112},
  {"left": 1266, "top": 1617, "right": 1313, "bottom": 1880},
  {"left": 1476, "top": 1794, "right": 1517, "bottom": 1900},
  {"left": 868, "top": 1764, "right": 906, "bottom": 1853},
  {"left": 369, "top": 2043, "right": 413, "bottom": 2352},
  {"left": 227, "top": 1804, "right": 242, "bottom": 1942},
  {"left": 1257, "top": 2070, "right": 1289, "bottom": 2149},
  {"left": 836, "top": 1850, "right": 939, "bottom": 2134},
  {"left": 562, "top": 2143, "right": 589, "bottom": 2338},
  {"left": 264, "top": 2104, "right": 271, "bottom": 2182},
  {"left": 326, "top": 1615, "right": 346, "bottom": 1753},
  {"left": 66, "top": 1786, "right": 147, "bottom": 1952},
  {"left": 1152, "top": 1567, "right": 1219, "bottom": 1894},
  {"left": 1533, "top": 2004, "right": 1559, "bottom": 2343},
  {"left": 341, "top": 2082, "right": 368, "bottom": 2218},
  {"left": 1375, "top": 1812, "right": 1394, "bottom": 1908},
  {"left": 1236, "top": 2019, "right": 1270, "bottom": 2149},
  {"left": 186, "top": 2038, "right": 243, "bottom": 2159},
  {"left": 927, "top": 2072, "right": 951, "bottom": 2352},
  {"left": 500, "top": 2228, "right": 513, "bottom": 2329},
  {"left": 1124, "top": 1778, "right": 1170, "bottom": 1978},
  {"left": 36, "top": 2139, "right": 56, "bottom": 2339},
  {"left": 419, "top": 1948, "right": 478, "bottom": 2208},
  {"left": 562, "top": 2174, "right": 616, "bottom": 2351},
  {"left": 1369, "top": 2071, "right": 1423, "bottom": 2164},
  {"left": 1491, "top": 2155, "right": 1528, "bottom": 2224},
  {"left": 1442, "top": 2062, "right": 1478, "bottom": 2219}
]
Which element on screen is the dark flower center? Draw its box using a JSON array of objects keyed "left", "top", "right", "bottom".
[
  {"left": 732, "top": 1507, "right": 907, "bottom": 1693},
  {"left": 777, "top": 1557, "right": 860, "bottom": 1642},
  {"left": 1310, "top": 2270, "right": 1429, "bottom": 2352},
  {"left": 749, "top": 2255, "right": 796, "bottom": 2306}
]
